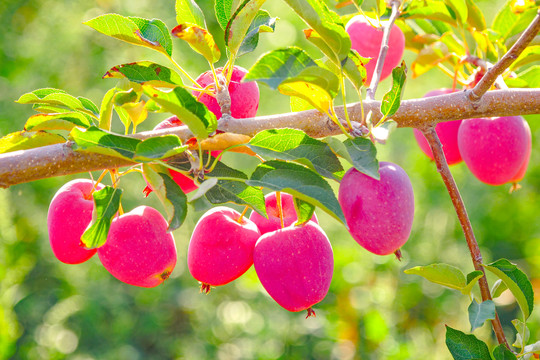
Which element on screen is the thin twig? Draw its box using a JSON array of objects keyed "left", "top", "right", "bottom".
[
  {"left": 366, "top": 1, "right": 401, "bottom": 100},
  {"left": 422, "top": 128, "right": 510, "bottom": 349},
  {"left": 468, "top": 10, "right": 540, "bottom": 102}
]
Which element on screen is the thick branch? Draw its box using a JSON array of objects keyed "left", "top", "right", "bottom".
[
  {"left": 469, "top": 10, "right": 540, "bottom": 101},
  {"left": 423, "top": 128, "right": 509, "bottom": 348},
  {"left": 1, "top": 88, "right": 539, "bottom": 188}
]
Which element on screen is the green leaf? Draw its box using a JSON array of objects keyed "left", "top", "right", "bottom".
[
  {"left": 244, "top": 47, "right": 317, "bottom": 89},
  {"left": 0, "top": 131, "right": 65, "bottom": 154},
  {"left": 247, "top": 160, "right": 346, "bottom": 224},
  {"left": 142, "top": 164, "right": 188, "bottom": 232},
  {"left": 465, "top": 0, "right": 486, "bottom": 30},
  {"left": 492, "top": 344, "right": 517, "bottom": 360},
  {"left": 225, "top": 0, "right": 267, "bottom": 55},
  {"left": 278, "top": 66, "right": 340, "bottom": 115},
  {"left": 483, "top": 258, "right": 534, "bottom": 320},
  {"left": 84, "top": 14, "right": 173, "bottom": 56},
  {"left": 491, "top": 279, "right": 508, "bottom": 298},
  {"left": 468, "top": 300, "right": 495, "bottom": 332},
  {"left": 290, "top": 96, "right": 315, "bottom": 112},
  {"left": 380, "top": 61, "right": 407, "bottom": 118},
  {"left": 78, "top": 97, "right": 100, "bottom": 116},
  {"left": 134, "top": 135, "right": 187, "bottom": 162},
  {"left": 99, "top": 88, "right": 117, "bottom": 131},
  {"left": 443, "top": 0, "right": 468, "bottom": 24},
  {"left": 81, "top": 186, "right": 123, "bottom": 249},
  {"left": 283, "top": 0, "right": 350, "bottom": 61},
  {"left": 142, "top": 86, "right": 217, "bottom": 139},
  {"left": 103, "top": 61, "right": 183, "bottom": 87},
  {"left": 343, "top": 50, "right": 369, "bottom": 91},
  {"left": 293, "top": 197, "right": 316, "bottom": 226},
  {"left": 343, "top": 138, "right": 379, "bottom": 180},
  {"left": 24, "top": 112, "right": 94, "bottom": 131},
  {"left": 248, "top": 128, "right": 344, "bottom": 180},
  {"left": 506, "top": 66, "right": 540, "bottom": 88},
  {"left": 404, "top": 263, "right": 467, "bottom": 290},
  {"left": 238, "top": 10, "right": 277, "bottom": 57},
  {"left": 172, "top": 24, "right": 221, "bottom": 63},
  {"left": 511, "top": 45, "right": 540, "bottom": 70},
  {"left": 70, "top": 126, "right": 141, "bottom": 161},
  {"left": 175, "top": 0, "right": 205, "bottom": 27},
  {"left": 462, "top": 270, "right": 484, "bottom": 296},
  {"left": 189, "top": 178, "right": 219, "bottom": 202},
  {"left": 215, "top": 0, "right": 234, "bottom": 30},
  {"left": 512, "top": 319, "right": 529, "bottom": 349},
  {"left": 445, "top": 326, "right": 492, "bottom": 360},
  {"left": 17, "top": 90, "right": 88, "bottom": 113},
  {"left": 402, "top": 1, "right": 458, "bottom": 26},
  {"left": 205, "top": 180, "right": 267, "bottom": 217}
]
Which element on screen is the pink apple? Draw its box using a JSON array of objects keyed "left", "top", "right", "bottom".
[
  {"left": 338, "top": 162, "right": 415, "bottom": 256},
  {"left": 510, "top": 119, "right": 532, "bottom": 184},
  {"left": 249, "top": 192, "right": 318, "bottom": 235},
  {"left": 188, "top": 206, "right": 260, "bottom": 290},
  {"left": 98, "top": 206, "right": 177, "bottom": 287},
  {"left": 193, "top": 65, "right": 259, "bottom": 120},
  {"left": 413, "top": 89, "right": 463, "bottom": 165},
  {"left": 458, "top": 116, "right": 530, "bottom": 185},
  {"left": 253, "top": 222, "right": 333, "bottom": 314},
  {"left": 47, "top": 179, "right": 104, "bottom": 264},
  {"left": 346, "top": 15, "right": 405, "bottom": 83}
]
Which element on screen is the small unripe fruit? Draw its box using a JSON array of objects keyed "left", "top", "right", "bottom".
[
  {"left": 253, "top": 222, "right": 333, "bottom": 314},
  {"left": 98, "top": 206, "right": 177, "bottom": 288},
  {"left": 47, "top": 179, "right": 103, "bottom": 264},
  {"left": 249, "top": 192, "right": 318, "bottom": 235},
  {"left": 413, "top": 89, "right": 463, "bottom": 165},
  {"left": 458, "top": 116, "right": 530, "bottom": 185},
  {"left": 346, "top": 15, "right": 405, "bottom": 83},
  {"left": 339, "top": 162, "right": 415, "bottom": 256},
  {"left": 188, "top": 207, "right": 260, "bottom": 290},
  {"left": 193, "top": 65, "right": 259, "bottom": 120}
]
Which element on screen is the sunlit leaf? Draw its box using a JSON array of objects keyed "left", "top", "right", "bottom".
[
  {"left": 205, "top": 180, "right": 267, "bottom": 217},
  {"left": 512, "top": 319, "right": 529, "bottom": 349},
  {"left": 404, "top": 263, "right": 467, "bottom": 290},
  {"left": 24, "top": 112, "right": 94, "bottom": 131},
  {"left": 103, "top": 61, "right": 183, "bottom": 87},
  {"left": 134, "top": 135, "right": 187, "bottom": 161},
  {"left": 99, "top": 88, "right": 117, "bottom": 131},
  {"left": 402, "top": 1, "right": 458, "bottom": 26},
  {"left": 0, "top": 131, "right": 65, "bottom": 154},
  {"left": 443, "top": 0, "right": 468, "bottom": 24},
  {"left": 84, "top": 14, "right": 173, "bottom": 56},
  {"left": 226, "top": 0, "right": 267, "bottom": 55},
  {"left": 175, "top": 0, "right": 205, "bottom": 27},
  {"left": 380, "top": 61, "right": 407, "bottom": 118},
  {"left": 215, "top": 0, "right": 234, "bottom": 29},
  {"left": 70, "top": 126, "right": 141, "bottom": 161},
  {"left": 172, "top": 24, "right": 221, "bottom": 63},
  {"left": 492, "top": 344, "right": 518, "bottom": 360},
  {"left": 142, "top": 86, "right": 217, "bottom": 139},
  {"left": 293, "top": 197, "right": 316, "bottom": 226},
  {"left": 465, "top": 0, "right": 486, "bottom": 30},
  {"left": 238, "top": 10, "right": 277, "bottom": 57}
]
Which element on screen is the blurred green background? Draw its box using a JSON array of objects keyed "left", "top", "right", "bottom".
[{"left": 1, "top": 0, "right": 539, "bottom": 359}]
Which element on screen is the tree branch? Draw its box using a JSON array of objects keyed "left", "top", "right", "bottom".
[
  {"left": 366, "top": 0, "right": 402, "bottom": 100},
  {"left": 422, "top": 128, "right": 510, "bottom": 349},
  {"left": 1, "top": 88, "right": 539, "bottom": 188},
  {"left": 468, "top": 10, "right": 540, "bottom": 102}
]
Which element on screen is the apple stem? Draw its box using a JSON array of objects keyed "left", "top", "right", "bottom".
[
  {"left": 468, "top": 10, "right": 540, "bottom": 103},
  {"left": 422, "top": 127, "right": 510, "bottom": 349},
  {"left": 305, "top": 307, "right": 316, "bottom": 319},
  {"left": 86, "top": 169, "right": 108, "bottom": 199},
  {"left": 200, "top": 283, "right": 211, "bottom": 294},
  {"left": 276, "top": 191, "right": 285, "bottom": 228},
  {"left": 366, "top": 0, "right": 402, "bottom": 101},
  {"left": 237, "top": 206, "right": 250, "bottom": 223},
  {"left": 393, "top": 249, "right": 402, "bottom": 261}
]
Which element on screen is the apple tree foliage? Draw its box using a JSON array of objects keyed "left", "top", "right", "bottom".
[{"left": 1, "top": 0, "right": 540, "bottom": 358}]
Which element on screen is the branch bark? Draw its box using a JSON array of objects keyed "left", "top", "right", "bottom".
[{"left": 1, "top": 88, "right": 539, "bottom": 188}]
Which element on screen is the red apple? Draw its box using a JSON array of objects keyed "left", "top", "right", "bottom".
[
  {"left": 458, "top": 116, "right": 530, "bottom": 185},
  {"left": 510, "top": 119, "right": 532, "bottom": 184},
  {"left": 193, "top": 65, "right": 259, "bottom": 120},
  {"left": 253, "top": 222, "right": 333, "bottom": 315},
  {"left": 47, "top": 179, "right": 103, "bottom": 264},
  {"left": 345, "top": 15, "right": 405, "bottom": 83},
  {"left": 338, "top": 162, "right": 415, "bottom": 256},
  {"left": 249, "top": 192, "right": 318, "bottom": 235},
  {"left": 413, "top": 89, "right": 463, "bottom": 165},
  {"left": 98, "top": 206, "right": 177, "bottom": 288},
  {"left": 188, "top": 206, "right": 260, "bottom": 291}
]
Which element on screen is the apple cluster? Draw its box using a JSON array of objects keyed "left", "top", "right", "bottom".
[
  {"left": 413, "top": 89, "right": 532, "bottom": 186},
  {"left": 47, "top": 179, "right": 177, "bottom": 287}
]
